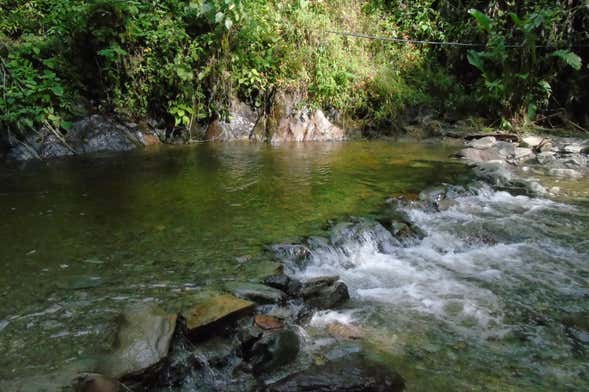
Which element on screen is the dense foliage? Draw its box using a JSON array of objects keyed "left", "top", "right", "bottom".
[{"left": 1, "top": 0, "right": 587, "bottom": 140}]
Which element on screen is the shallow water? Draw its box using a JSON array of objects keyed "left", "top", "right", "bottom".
[{"left": 0, "top": 141, "right": 467, "bottom": 388}]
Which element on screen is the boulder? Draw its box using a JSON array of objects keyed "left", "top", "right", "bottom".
[
  {"left": 96, "top": 304, "right": 177, "bottom": 379},
  {"left": 263, "top": 274, "right": 302, "bottom": 297},
  {"left": 225, "top": 282, "right": 287, "bottom": 304},
  {"left": 266, "top": 353, "right": 405, "bottom": 392},
  {"left": 248, "top": 329, "right": 300, "bottom": 374},
  {"left": 301, "top": 277, "right": 350, "bottom": 309},
  {"left": 467, "top": 136, "right": 496, "bottom": 149},
  {"left": 6, "top": 115, "right": 145, "bottom": 160},
  {"left": 183, "top": 294, "right": 255, "bottom": 338}
]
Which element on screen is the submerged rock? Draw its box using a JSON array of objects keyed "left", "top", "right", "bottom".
[
  {"left": 96, "top": 304, "right": 177, "bottom": 379},
  {"left": 458, "top": 147, "right": 502, "bottom": 163},
  {"left": 266, "top": 353, "right": 405, "bottom": 392},
  {"left": 226, "top": 282, "right": 287, "bottom": 304},
  {"left": 548, "top": 168, "right": 583, "bottom": 179},
  {"left": 72, "top": 373, "right": 120, "bottom": 392},
  {"left": 326, "top": 322, "right": 364, "bottom": 340},
  {"left": 183, "top": 293, "right": 255, "bottom": 338},
  {"left": 248, "top": 329, "right": 300, "bottom": 374}
]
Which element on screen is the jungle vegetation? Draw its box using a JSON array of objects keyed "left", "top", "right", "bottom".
[{"left": 1, "top": 0, "right": 588, "bottom": 140}]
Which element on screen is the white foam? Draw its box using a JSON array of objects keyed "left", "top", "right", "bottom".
[{"left": 291, "top": 185, "right": 587, "bottom": 337}]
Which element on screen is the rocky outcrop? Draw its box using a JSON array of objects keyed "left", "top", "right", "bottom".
[
  {"left": 206, "top": 91, "right": 346, "bottom": 143},
  {"left": 7, "top": 115, "right": 161, "bottom": 161},
  {"left": 206, "top": 99, "right": 259, "bottom": 141}
]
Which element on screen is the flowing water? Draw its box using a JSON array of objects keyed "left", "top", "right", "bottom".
[{"left": 0, "top": 140, "right": 588, "bottom": 391}]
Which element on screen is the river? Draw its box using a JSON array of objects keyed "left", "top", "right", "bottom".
[{"left": 0, "top": 140, "right": 587, "bottom": 390}]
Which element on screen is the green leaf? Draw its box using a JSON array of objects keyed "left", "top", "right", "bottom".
[
  {"left": 551, "top": 50, "right": 582, "bottom": 70},
  {"left": 224, "top": 18, "right": 233, "bottom": 30},
  {"left": 468, "top": 9, "right": 491, "bottom": 32},
  {"left": 51, "top": 85, "right": 64, "bottom": 96},
  {"left": 467, "top": 50, "right": 484, "bottom": 72},
  {"left": 175, "top": 64, "right": 194, "bottom": 81}
]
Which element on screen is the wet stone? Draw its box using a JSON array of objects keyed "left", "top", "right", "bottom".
[
  {"left": 266, "top": 353, "right": 405, "bottom": 392},
  {"left": 183, "top": 294, "right": 255, "bottom": 338},
  {"left": 301, "top": 277, "right": 350, "bottom": 310},
  {"left": 255, "top": 315, "right": 284, "bottom": 330},
  {"left": 95, "top": 304, "right": 177, "bottom": 379},
  {"left": 263, "top": 274, "right": 302, "bottom": 297},
  {"left": 248, "top": 329, "right": 300, "bottom": 374},
  {"left": 225, "top": 282, "right": 287, "bottom": 304}
]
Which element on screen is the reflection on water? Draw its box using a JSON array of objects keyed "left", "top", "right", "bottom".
[{"left": 0, "top": 141, "right": 465, "bottom": 385}]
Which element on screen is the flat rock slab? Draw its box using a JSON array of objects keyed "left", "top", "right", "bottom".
[
  {"left": 225, "top": 282, "right": 287, "bottom": 304},
  {"left": 97, "top": 304, "right": 177, "bottom": 379},
  {"left": 184, "top": 294, "right": 255, "bottom": 335}
]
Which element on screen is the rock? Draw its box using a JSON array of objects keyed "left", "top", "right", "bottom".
[
  {"left": 467, "top": 136, "right": 496, "bottom": 149},
  {"left": 225, "top": 282, "right": 287, "bottom": 304},
  {"left": 72, "top": 373, "right": 120, "bottom": 392},
  {"left": 266, "top": 89, "right": 345, "bottom": 143},
  {"left": 513, "top": 147, "right": 534, "bottom": 162},
  {"left": 263, "top": 274, "right": 302, "bottom": 297},
  {"left": 255, "top": 315, "right": 284, "bottom": 330},
  {"left": 248, "top": 329, "right": 300, "bottom": 374},
  {"left": 301, "top": 277, "right": 350, "bottom": 309},
  {"left": 458, "top": 148, "right": 502, "bottom": 162},
  {"left": 562, "top": 312, "right": 589, "bottom": 346},
  {"left": 581, "top": 145, "right": 589, "bottom": 155},
  {"left": 134, "top": 130, "right": 160, "bottom": 146},
  {"left": 330, "top": 218, "right": 400, "bottom": 254},
  {"left": 472, "top": 161, "right": 513, "bottom": 185},
  {"left": 536, "top": 151, "right": 556, "bottom": 165},
  {"left": 269, "top": 243, "right": 312, "bottom": 267},
  {"left": 300, "top": 276, "right": 340, "bottom": 296},
  {"left": 522, "top": 135, "right": 544, "bottom": 147},
  {"left": 206, "top": 99, "right": 258, "bottom": 141},
  {"left": 418, "top": 186, "right": 446, "bottom": 204},
  {"left": 96, "top": 304, "right": 177, "bottom": 379},
  {"left": 548, "top": 168, "right": 583, "bottom": 179},
  {"left": 326, "top": 322, "right": 364, "bottom": 340},
  {"left": 465, "top": 133, "right": 519, "bottom": 143},
  {"left": 266, "top": 353, "right": 405, "bottom": 392},
  {"left": 562, "top": 144, "right": 583, "bottom": 154},
  {"left": 183, "top": 294, "right": 255, "bottom": 338},
  {"left": 6, "top": 115, "right": 144, "bottom": 161},
  {"left": 494, "top": 141, "right": 517, "bottom": 158},
  {"left": 562, "top": 154, "right": 587, "bottom": 167}
]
